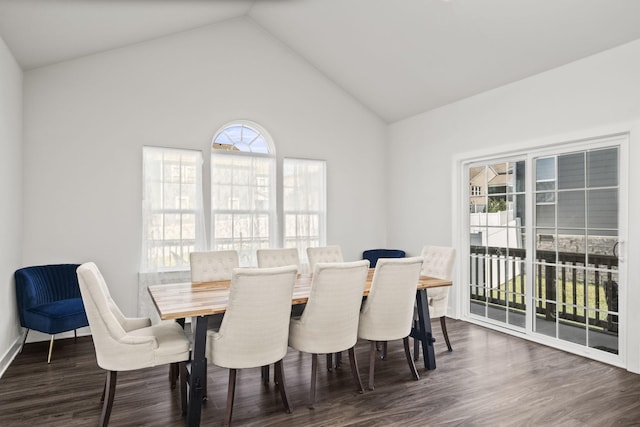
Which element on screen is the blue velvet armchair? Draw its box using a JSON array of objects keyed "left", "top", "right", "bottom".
[
  {"left": 362, "top": 249, "right": 406, "bottom": 267},
  {"left": 15, "top": 264, "right": 89, "bottom": 363}
]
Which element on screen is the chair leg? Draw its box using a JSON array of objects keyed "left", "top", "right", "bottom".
[
  {"left": 47, "top": 335, "right": 54, "bottom": 364},
  {"left": 310, "top": 354, "right": 318, "bottom": 409},
  {"left": 368, "top": 341, "right": 376, "bottom": 390},
  {"left": 381, "top": 341, "right": 388, "bottom": 360},
  {"left": 403, "top": 337, "right": 420, "bottom": 381},
  {"left": 225, "top": 369, "right": 237, "bottom": 427},
  {"left": 348, "top": 346, "right": 364, "bottom": 394},
  {"left": 326, "top": 353, "right": 333, "bottom": 372},
  {"left": 20, "top": 329, "right": 29, "bottom": 353},
  {"left": 441, "top": 316, "right": 453, "bottom": 352},
  {"left": 262, "top": 365, "right": 270, "bottom": 385},
  {"left": 335, "top": 351, "right": 342, "bottom": 368},
  {"left": 170, "top": 363, "right": 178, "bottom": 389},
  {"left": 274, "top": 359, "right": 293, "bottom": 414},
  {"left": 180, "top": 362, "right": 188, "bottom": 416},
  {"left": 100, "top": 371, "right": 117, "bottom": 427}
]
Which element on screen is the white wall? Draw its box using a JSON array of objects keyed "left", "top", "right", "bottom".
[
  {"left": 0, "top": 35, "right": 23, "bottom": 374},
  {"left": 22, "top": 17, "right": 388, "bottom": 318},
  {"left": 388, "top": 39, "right": 640, "bottom": 371}
]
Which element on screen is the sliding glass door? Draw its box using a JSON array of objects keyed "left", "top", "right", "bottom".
[{"left": 466, "top": 136, "right": 624, "bottom": 359}]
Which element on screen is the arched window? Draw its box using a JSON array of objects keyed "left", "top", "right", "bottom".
[{"left": 211, "top": 121, "right": 276, "bottom": 266}]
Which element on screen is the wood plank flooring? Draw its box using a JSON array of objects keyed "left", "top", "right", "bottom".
[{"left": 2, "top": 320, "right": 640, "bottom": 426}]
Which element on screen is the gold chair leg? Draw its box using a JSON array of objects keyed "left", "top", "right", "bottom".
[{"left": 47, "top": 335, "right": 54, "bottom": 364}]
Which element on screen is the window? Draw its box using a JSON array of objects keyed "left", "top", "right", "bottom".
[
  {"left": 211, "top": 122, "right": 276, "bottom": 266},
  {"left": 141, "top": 147, "right": 205, "bottom": 271},
  {"left": 283, "top": 158, "right": 327, "bottom": 270}
]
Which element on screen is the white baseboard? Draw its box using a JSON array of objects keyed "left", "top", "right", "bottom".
[{"left": 0, "top": 333, "right": 24, "bottom": 379}]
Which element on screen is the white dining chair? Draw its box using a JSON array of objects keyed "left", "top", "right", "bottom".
[
  {"left": 256, "top": 248, "right": 300, "bottom": 270},
  {"left": 288, "top": 260, "right": 369, "bottom": 408},
  {"left": 414, "top": 246, "right": 456, "bottom": 358},
  {"left": 255, "top": 247, "right": 302, "bottom": 382},
  {"left": 190, "top": 250, "right": 239, "bottom": 283},
  {"left": 358, "top": 257, "right": 424, "bottom": 390},
  {"left": 188, "top": 250, "right": 240, "bottom": 397},
  {"left": 76, "top": 262, "right": 190, "bottom": 427},
  {"left": 206, "top": 265, "right": 298, "bottom": 426},
  {"left": 305, "top": 245, "right": 345, "bottom": 370},
  {"left": 306, "top": 245, "right": 343, "bottom": 271}
]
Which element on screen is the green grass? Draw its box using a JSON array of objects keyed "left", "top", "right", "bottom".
[{"left": 478, "top": 274, "right": 613, "bottom": 322}]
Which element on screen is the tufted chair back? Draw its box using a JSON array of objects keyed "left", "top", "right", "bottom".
[
  {"left": 359, "top": 257, "right": 424, "bottom": 341},
  {"left": 306, "top": 245, "right": 343, "bottom": 271},
  {"left": 289, "top": 260, "right": 369, "bottom": 354},
  {"left": 421, "top": 246, "right": 456, "bottom": 319},
  {"left": 421, "top": 246, "right": 456, "bottom": 281},
  {"left": 256, "top": 248, "right": 300, "bottom": 270},
  {"left": 190, "top": 250, "right": 239, "bottom": 283}
]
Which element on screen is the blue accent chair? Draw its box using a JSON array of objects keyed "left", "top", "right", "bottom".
[
  {"left": 15, "top": 264, "right": 89, "bottom": 363},
  {"left": 362, "top": 249, "right": 406, "bottom": 267}
]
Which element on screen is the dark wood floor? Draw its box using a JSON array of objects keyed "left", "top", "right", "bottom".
[{"left": 2, "top": 319, "right": 640, "bottom": 427}]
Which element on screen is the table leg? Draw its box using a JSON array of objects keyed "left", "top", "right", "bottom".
[
  {"left": 410, "top": 289, "right": 436, "bottom": 370},
  {"left": 186, "top": 315, "right": 207, "bottom": 427}
]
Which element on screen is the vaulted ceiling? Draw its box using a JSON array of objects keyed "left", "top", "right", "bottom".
[{"left": 2, "top": 0, "right": 640, "bottom": 122}]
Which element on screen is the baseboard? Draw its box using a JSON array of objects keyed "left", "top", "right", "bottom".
[{"left": 0, "top": 333, "right": 24, "bottom": 379}]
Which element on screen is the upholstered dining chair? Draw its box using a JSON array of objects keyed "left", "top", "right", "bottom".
[
  {"left": 190, "top": 250, "right": 238, "bottom": 328},
  {"left": 288, "top": 260, "right": 369, "bottom": 408},
  {"left": 305, "top": 245, "right": 345, "bottom": 370},
  {"left": 414, "top": 246, "right": 456, "bottom": 358},
  {"left": 358, "top": 257, "right": 424, "bottom": 390},
  {"left": 189, "top": 250, "right": 239, "bottom": 396},
  {"left": 206, "top": 265, "right": 298, "bottom": 426},
  {"left": 14, "top": 264, "right": 89, "bottom": 363},
  {"left": 361, "top": 248, "right": 406, "bottom": 268},
  {"left": 256, "top": 248, "right": 300, "bottom": 270},
  {"left": 257, "top": 247, "right": 304, "bottom": 378},
  {"left": 190, "top": 250, "right": 239, "bottom": 283},
  {"left": 306, "top": 245, "right": 343, "bottom": 271},
  {"left": 76, "top": 262, "right": 190, "bottom": 427}
]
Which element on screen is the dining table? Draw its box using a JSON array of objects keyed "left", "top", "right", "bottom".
[{"left": 148, "top": 268, "right": 452, "bottom": 427}]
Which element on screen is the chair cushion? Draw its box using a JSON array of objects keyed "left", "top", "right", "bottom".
[{"left": 23, "top": 298, "right": 89, "bottom": 335}]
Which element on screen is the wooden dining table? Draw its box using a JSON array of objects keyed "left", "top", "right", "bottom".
[{"left": 149, "top": 269, "right": 452, "bottom": 427}]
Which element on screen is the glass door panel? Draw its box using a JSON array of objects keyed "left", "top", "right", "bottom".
[
  {"left": 468, "top": 160, "right": 526, "bottom": 329},
  {"left": 532, "top": 147, "right": 619, "bottom": 355}
]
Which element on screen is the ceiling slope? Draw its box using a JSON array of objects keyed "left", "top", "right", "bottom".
[{"left": 2, "top": 0, "right": 640, "bottom": 122}]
